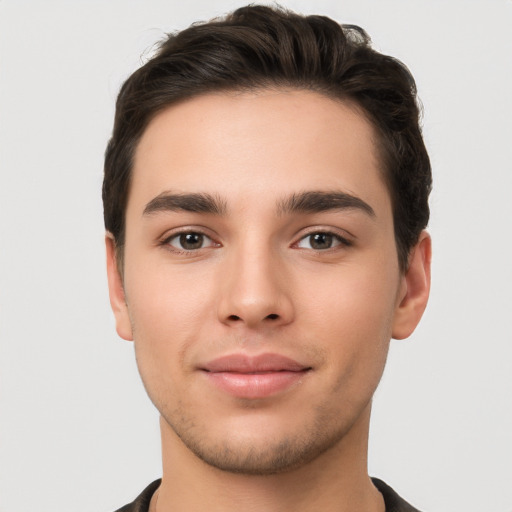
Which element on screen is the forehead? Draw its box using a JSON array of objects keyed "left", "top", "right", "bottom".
[{"left": 130, "top": 89, "right": 390, "bottom": 216}]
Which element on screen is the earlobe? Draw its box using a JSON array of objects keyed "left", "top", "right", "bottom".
[
  {"left": 105, "top": 234, "right": 133, "bottom": 341},
  {"left": 392, "top": 231, "right": 432, "bottom": 340}
]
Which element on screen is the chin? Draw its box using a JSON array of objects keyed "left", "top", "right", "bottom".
[
  {"left": 183, "top": 435, "right": 337, "bottom": 475},
  {"left": 164, "top": 406, "right": 359, "bottom": 476}
]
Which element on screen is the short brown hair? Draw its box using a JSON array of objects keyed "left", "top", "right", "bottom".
[{"left": 103, "top": 4, "right": 431, "bottom": 271}]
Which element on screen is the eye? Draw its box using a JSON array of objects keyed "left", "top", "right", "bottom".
[
  {"left": 166, "top": 232, "right": 215, "bottom": 251},
  {"left": 296, "top": 232, "right": 349, "bottom": 250}
]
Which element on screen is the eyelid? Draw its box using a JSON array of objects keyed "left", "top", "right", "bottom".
[
  {"left": 293, "top": 227, "right": 354, "bottom": 249},
  {"left": 159, "top": 227, "right": 221, "bottom": 252},
  {"left": 157, "top": 225, "right": 353, "bottom": 253}
]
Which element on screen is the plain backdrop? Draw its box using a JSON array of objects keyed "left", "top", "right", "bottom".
[{"left": 1, "top": 1, "right": 511, "bottom": 511}]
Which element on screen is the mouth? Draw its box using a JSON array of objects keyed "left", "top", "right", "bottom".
[{"left": 200, "top": 353, "right": 312, "bottom": 399}]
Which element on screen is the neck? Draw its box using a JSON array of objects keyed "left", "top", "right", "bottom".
[{"left": 154, "top": 404, "right": 384, "bottom": 512}]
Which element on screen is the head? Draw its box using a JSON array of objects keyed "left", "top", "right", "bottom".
[
  {"left": 103, "top": 4, "right": 431, "bottom": 274},
  {"left": 103, "top": 5, "right": 432, "bottom": 476}
]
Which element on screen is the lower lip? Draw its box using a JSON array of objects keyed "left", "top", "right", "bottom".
[{"left": 203, "top": 370, "right": 308, "bottom": 399}]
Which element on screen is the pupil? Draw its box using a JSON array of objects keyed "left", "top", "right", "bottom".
[
  {"left": 311, "top": 233, "right": 332, "bottom": 250},
  {"left": 180, "top": 233, "right": 203, "bottom": 250}
]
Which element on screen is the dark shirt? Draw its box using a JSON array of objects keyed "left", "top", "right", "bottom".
[{"left": 114, "top": 477, "right": 421, "bottom": 511}]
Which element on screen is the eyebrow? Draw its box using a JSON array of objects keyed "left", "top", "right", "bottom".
[
  {"left": 142, "top": 190, "right": 375, "bottom": 219},
  {"left": 278, "top": 191, "right": 375, "bottom": 217},
  {"left": 143, "top": 192, "right": 227, "bottom": 216}
]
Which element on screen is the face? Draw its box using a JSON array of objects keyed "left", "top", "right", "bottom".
[{"left": 107, "top": 89, "right": 430, "bottom": 475}]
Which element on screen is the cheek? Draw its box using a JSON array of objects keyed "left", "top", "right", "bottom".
[
  {"left": 126, "top": 259, "right": 216, "bottom": 331},
  {"left": 123, "top": 263, "right": 218, "bottom": 382},
  {"left": 303, "top": 261, "right": 399, "bottom": 335},
  {"left": 299, "top": 264, "right": 399, "bottom": 384}
]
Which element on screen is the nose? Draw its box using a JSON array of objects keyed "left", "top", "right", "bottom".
[{"left": 216, "top": 244, "right": 294, "bottom": 329}]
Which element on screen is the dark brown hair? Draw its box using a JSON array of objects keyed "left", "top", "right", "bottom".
[{"left": 103, "top": 4, "right": 431, "bottom": 271}]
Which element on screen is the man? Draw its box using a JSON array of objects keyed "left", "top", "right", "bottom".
[{"left": 103, "top": 5, "right": 431, "bottom": 511}]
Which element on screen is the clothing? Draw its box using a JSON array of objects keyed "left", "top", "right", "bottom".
[
  {"left": 114, "top": 477, "right": 421, "bottom": 512},
  {"left": 372, "top": 478, "right": 422, "bottom": 512}
]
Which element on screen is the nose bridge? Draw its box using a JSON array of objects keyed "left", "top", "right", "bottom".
[{"left": 217, "top": 234, "right": 293, "bottom": 328}]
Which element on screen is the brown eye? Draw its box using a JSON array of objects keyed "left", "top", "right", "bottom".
[
  {"left": 297, "top": 232, "right": 349, "bottom": 250},
  {"left": 167, "top": 232, "right": 211, "bottom": 251},
  {"left": 309, "top": 233, "right": 333, "bottom": 250}
]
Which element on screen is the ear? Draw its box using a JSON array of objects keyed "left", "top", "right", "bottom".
[
  {"left": 392, "top": 231, "right": 432, "bottom": 340},
  {"left": 105, "top": 234, "right": 133, "bottom": 341}
]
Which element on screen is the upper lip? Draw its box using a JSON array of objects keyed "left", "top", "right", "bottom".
[{"left": 201, "top": 353, "right": 311, "bottom": 373}]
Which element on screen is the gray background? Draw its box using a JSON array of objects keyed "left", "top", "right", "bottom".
[{"left": 1, "top": 1, "right": 511, "bottom": 510}]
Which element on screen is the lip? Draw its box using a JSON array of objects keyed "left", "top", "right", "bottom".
[{"left": 200, "top": 353, "right": 311, "bottom": 399}]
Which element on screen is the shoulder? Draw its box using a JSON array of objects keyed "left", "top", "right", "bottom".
[
  {"left": 113, "top": 479, "right": 161, "bottom": 512},
  {"left": 371, "top": 478, "right": 423, "bottom": 512}
]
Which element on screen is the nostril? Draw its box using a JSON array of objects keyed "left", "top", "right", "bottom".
[{"left": 225, "top": 313, "right": 281, "bottom": 323}]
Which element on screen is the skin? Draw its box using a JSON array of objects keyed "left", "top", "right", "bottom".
[{"left": 106, "top": 89, "right": 431, "bottom": 512}]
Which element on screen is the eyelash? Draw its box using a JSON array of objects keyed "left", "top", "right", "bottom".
[
  {"left": 160, "top": 228, "right": 352, "bottom": 254},
  {"left": 161, "top": 230, "right": 219, "bottom": 254},
  {"left": 294, "top": 230, "right": 353, "bottom": 251}
]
